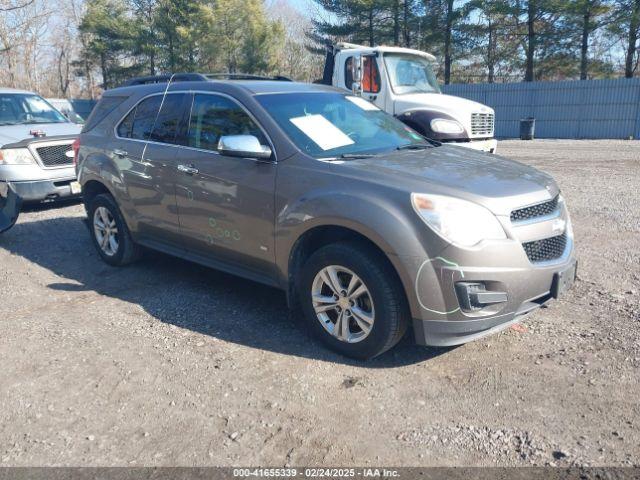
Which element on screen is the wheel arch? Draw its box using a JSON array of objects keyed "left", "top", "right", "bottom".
[{"left": 285, "top": 223, "right": 414, "bottom": 317}]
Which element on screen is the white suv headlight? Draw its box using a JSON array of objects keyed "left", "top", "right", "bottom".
[
  {"left": 430, "top": 118, "right": 464, "bottom": 134},
  {"left": 0, "top": 148, "right": 36, "bottom": 165},
  {"left": 412, "top": 193, "right": 506, "bottom": 247}
]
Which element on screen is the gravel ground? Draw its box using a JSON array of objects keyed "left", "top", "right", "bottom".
[{"left": 0, "top": 139, "right": 638, "bottom": 467}]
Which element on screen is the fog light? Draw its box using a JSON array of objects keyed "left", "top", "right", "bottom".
[{"left": 455, "top": 282, "right": 508, "bottom": 311}]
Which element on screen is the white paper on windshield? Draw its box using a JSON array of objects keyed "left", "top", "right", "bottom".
[
  {"left": 290, "top": 114, "right": 354, "bottom": 151},
  {"left": 346, "top": 96, "right": 379, "bottom": 111}
]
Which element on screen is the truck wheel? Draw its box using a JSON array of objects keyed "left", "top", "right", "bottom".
[
  {"left": 299, "top": 242, "right": 409, "bottom": 359},
  {"left": 88, "top": 193, "right": 141, "bottom": 266}
]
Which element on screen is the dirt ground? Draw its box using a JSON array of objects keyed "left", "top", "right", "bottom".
[{"left": 0, "top": 139, "right": 638, "bottom": 467}]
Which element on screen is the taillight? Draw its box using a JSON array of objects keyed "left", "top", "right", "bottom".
[{"left": 72, "top": 138, "right": 80, "bottom": 166}]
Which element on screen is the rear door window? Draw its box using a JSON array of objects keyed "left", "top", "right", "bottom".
[
  {"left": 130, "top": 95, "right": 162, "bottom": 140},
  {"left": 117, "top": 93, "right": 188, "bottom": 144},
  {"left": 186, "top": 94, "right": 268, "bottom": 152}
]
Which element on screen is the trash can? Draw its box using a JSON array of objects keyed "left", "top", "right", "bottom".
[{"left": 520, "top": 117, "right": 535, "bottom": 140}]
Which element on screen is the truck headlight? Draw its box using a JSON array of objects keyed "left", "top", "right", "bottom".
[
  {"left": 430, "top": 118, "right": 464, "bottom": 134},
  {"left": 0, "top": 148, "right": 36, "bottom": 165},
  {"left": 411, "top": 193, "right": 506, "bottom": 247}
]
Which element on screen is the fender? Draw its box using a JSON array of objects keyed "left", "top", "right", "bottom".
[
  {"left": 274, "top": 190, "right": 449, "bottom": 319},
  {"left": 396, "top": 109, "right": 469, "bottom": 142},
  {"left": 0, "top": 182, "right": 21, "bottom": 234}
]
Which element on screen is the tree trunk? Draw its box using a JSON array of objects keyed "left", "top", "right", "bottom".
[
  {"left": 150, "top": 49, "right": 156, "bottom": 75},
  {"left": 368, "top": 8, "right": 374, "bottom": 46},
  {"left": 525, "top": 0, "right": 536, "bottom": 82},
  {"left": 444, "top": 0, "right": 454, "bottom": 84},
  {"left": 393, "top": 0, "right": 400, "bottom": 45},
  {"left": 100, "top": 52, "right": 108, "bottom": 89},
  {"left": 580, "top": 5, "right": 591, "bottom": 80},
  {"left": 625, "top": 0, "right": 640, "bottom": 78},
  {"left": 487, "top": 19, "right": 495, "bottom": 83},
  {"left": 403, "top": 0, "right": 410, "bottom": 47}
]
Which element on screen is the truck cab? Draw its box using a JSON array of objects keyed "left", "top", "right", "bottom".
[{"left": 323, "top": 43, "right": 497, "bottom": 153}]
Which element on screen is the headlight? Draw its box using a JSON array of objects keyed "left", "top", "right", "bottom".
[
  {"left": 411, "top": 193, "right": 506, "bottom": 247},
  {"left": 430, "top": 118, "right": 464, "bottom": 134},
  {"left": 558, "top": 194, "right": 573, "bottom": 238},
  {"left": 0, "top": 148, "right": 36, "bottom": 165}
]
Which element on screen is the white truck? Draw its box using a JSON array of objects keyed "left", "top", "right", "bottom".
[{"left": 320, "top": 42, "right": 497, "bottom": 153}]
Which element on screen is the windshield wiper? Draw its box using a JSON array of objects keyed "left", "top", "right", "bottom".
[
  {"left": 397, "top": 143, "right": 432, "bottom": 151},
  {"left": 339, "top": 153, "right": 377, "bottom": 159}
]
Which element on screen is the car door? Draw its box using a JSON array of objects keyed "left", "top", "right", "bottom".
[
  {"left": 174, "top": 92, "right": 277, "bottom": 281},
  {"left": 115, "top": 92, "right": 189, "bottom": 246}
]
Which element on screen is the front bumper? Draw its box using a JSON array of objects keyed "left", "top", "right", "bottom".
[
  {"left": 1, "top": 178, "right": 79, "bottom": 203},
  {"left": 448, "top": 138, "right": 498, "bottom": 153},
  {"left": 411, "top": 253, "right": 576, "bottom": 346}
]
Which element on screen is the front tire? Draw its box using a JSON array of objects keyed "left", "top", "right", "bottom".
[
  {"left": 299, "top": 242, "right": 409, "bottom": 359},
  {"left": 87, "top": 193, "right": 141, "bottom": 266}
]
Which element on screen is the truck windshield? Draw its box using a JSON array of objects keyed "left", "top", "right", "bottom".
[
  {"left": 256, "top": 92, "right": 426, "bottom": 159},
  {"left": 384, "top": 53, "right": 441, "bottom": 95},
  {"left": 0, "top": 94, "right": 68, "bottom": 125}
]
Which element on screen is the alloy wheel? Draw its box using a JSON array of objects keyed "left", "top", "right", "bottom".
[
  {"left": 311, "top": 265, "right": 375, "bottom": 343},
  {"left": 93, "top": 206, "right": 119, "bottom": 257}
]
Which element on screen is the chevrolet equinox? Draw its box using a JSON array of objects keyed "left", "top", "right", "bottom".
[{"left": 75, "top": 75, "right": 577, "bottom": 359}]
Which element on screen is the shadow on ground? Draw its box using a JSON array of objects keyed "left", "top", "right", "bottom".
[{"left": 1, "top": 214, "right": 453, "bottom": 368}]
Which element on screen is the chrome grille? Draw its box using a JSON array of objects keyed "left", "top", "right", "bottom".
[
  {"left": 470, "top": 112, "right": 494, "bottom": 136},
  {"left": 35, "top": 143, "right": 74, "bottom": 167},
  {"left": 522, "top": 232, "right": 567, "bottom": 263},
  {"left": 511, "top": 195, "right": 560, "bottom": 223}
]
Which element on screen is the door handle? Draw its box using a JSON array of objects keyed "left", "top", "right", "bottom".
[
  {"left": 113, "top": 149, "right": 128, "bottom": 158},
  {"left": 177, "top": 164, "right": 199, "bottom": 175}
]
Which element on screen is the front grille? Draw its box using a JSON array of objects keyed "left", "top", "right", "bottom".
[
  {"left": 470, "top": 112, "right": 494, "bottom": 136},
  {"left": 511, "top": 195, "right": 559, "bottom": 222},
  {"left": 35, "top": 143, "right": 74, "bottom": 167},
  {"left": 522, "top": 232, "right": 567, "bottom": 263}
]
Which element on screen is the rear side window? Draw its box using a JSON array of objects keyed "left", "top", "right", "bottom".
[
  {"left": 186, "top": 94, "right": 268, "bottom": 152},
  {"left": 82, "top": 95, "right": 127, "bottom": 132},
  {"left": 117, "top": 93, "right": 188, "bottom": 144}
]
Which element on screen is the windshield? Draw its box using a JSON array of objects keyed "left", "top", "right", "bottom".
[
  {"left": 256, "top": 92, "right": 426, "bottom": 158},
  {"left": 0, "top": 94, "right": 69, "bottom": 125},
  {"left": 384, "top": 53, "right": 441, "bottom": 95}
]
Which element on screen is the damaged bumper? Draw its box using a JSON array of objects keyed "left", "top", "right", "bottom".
[{"left": 0, "top": 182, "right": 22, "bottom": 233}]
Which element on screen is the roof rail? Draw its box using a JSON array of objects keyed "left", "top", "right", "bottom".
[
  {"left": 121, "top": 72, "right": 292, "bottom": 87},
  {"left": 205, "top": 73, "right": 292, "bottom": 81},
  {"left": 121, "top": 73, "right": 209, "bottom": 87}
]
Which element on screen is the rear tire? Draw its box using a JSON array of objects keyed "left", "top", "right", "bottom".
[
  {"left": 87, "top": 193, "right": 141, "bottom": 266},
  {"left": 298, "top": 242, "right": 409, "bottom": 359}
]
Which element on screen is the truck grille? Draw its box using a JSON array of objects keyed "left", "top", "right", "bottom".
[
  {"left": 511, "top": 195, "right": 560, "bottom": 223},
  {"left": 522, "top": 232, "right": 567, "bottom": 263},
  {"left": 35, "top": 143, "right": 74, "bottom": 167},
  {"left": 470, "top": 112, "right": 494, "bottom": 136}
]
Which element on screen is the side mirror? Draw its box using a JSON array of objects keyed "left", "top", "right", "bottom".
[
  {"left": 218, "top": 135, "right": 272, "bottom": 160},
  {"left": 351, "top": 54, "right": 364, "bottom": 96}
]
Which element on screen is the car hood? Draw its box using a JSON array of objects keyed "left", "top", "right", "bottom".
[
  {"left": 340, "top": 145, "right": 558, "bottom": 216},
  {"left": 0, "top": 123, "right": 81, "bottom": 147}
]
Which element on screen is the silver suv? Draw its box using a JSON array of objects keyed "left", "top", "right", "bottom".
[
  {"left": 0, "top": 88, "right": 81, "bottom": 232},
  {"left": 76, "top": 75, "right": 577, "bottom": 359}
]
